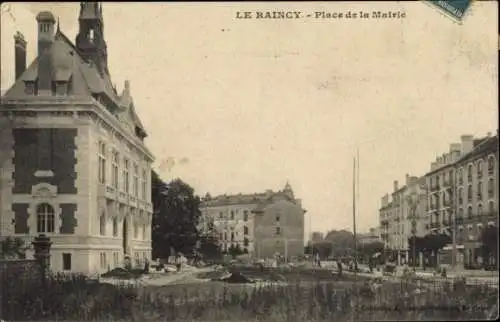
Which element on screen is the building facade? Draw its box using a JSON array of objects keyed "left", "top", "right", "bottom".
[
  {"left": 425, "top": 136, "right": 474, "bottom": 237},
  {"left": 358, "top": 227, "right": 382, "bottom": 245},
  {"left": 379, "top": 174, "right": 427, "bottom": 265},
  {"left": 453, "top": 133, "right": 498, "bottom": 268},
  {"left": 0, "top": 4, "right": 154, "bottom": 274},
  {"left": 200, "top": 182, "right": 306, "bottom": 259}
]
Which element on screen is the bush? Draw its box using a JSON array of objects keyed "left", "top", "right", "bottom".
[{"left": 1, "top": 270, "right": 497, "bottom": 321}]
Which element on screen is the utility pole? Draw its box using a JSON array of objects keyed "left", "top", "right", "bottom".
[{"left": 352, "top": 155, "right": 358, "bottom": 272}]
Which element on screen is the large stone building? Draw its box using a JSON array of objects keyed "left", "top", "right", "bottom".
[
  {"left": 379, "top": 174, "right": 427, "bottom": 264},
  {"left": 453, "top": 133, "right": 498, "bottom": 268},
  {"left": 0, "top": 3, "right": 154, "bottom": 274},
  {"left": 199, "top": 182, "right": 306, "bottom": 259},
  {"left": 422, "top": 133, "right": 498, "bottom": 268},
  {"left": 425, "top": 136, "right": 475, "bottom": 236}
]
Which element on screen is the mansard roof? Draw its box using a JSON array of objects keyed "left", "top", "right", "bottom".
[{"left": 2, "top": 28, "right": 147, "bottom": 138}]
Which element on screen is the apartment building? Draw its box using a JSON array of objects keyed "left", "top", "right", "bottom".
[
  {"left": 454, "top": 133, "right": 498, "bottom": 268},
  {"left": 379, "top": 174, "right": 427, "bottom": 265},
  {"left": 200, "top": 182, "right": 306, "bottom": 259}
]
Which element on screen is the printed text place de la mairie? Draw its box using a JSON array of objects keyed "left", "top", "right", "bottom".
[{"left": 235, "top": 11, "right": 406, "bottom": 19}]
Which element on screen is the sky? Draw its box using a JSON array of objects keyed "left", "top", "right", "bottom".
[{"left": 1, "top": 2, "right": 498, "bottom": 236}]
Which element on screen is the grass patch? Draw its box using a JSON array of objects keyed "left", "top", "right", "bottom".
[{"left": 1, "top": 270, "right": 498, "bottom": 321}]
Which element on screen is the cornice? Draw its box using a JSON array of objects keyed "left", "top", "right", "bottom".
[{"left": 0, "top": 96, "right": 154, "bottom": 162}]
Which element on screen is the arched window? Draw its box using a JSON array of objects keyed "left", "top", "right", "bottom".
[
  {"left": 134, "top": 222, "right": 138, "bottom": 239},
  {"left": 489, "top": 201, "right": 495, "bottom": 214},
  {"left": 488, "top": 155, "right": 496, "bottom": 174},
  {"left": 142, "top": 224, "right": 146, "bottom": 240},
  {"left": 37, "top": 203, "right": 55, "bottom": 233},
  {"left": 467, "top": 206, "right": 472, "bottom": 219},
  {"left": 477, "top": 203, "right": 483, "bottom": 215},
  {"left": 458, "top": 187, "right": 464, "bottom": 204},
  {"left": 467, "top": 185, "right": 472, "bottom": 202},
  {"left": 467, "top": 164, "right": 473, "bottom": 182},
  {"left": 100, "top": 213, "right": 106, "bottom": 236},
  {"left": 458, "top": 207, "right": 464, "bottom": 219},
  {"left": 113, "top": 217, "right": 118, "bottom": 237},
  {"left": 477, "top": 160, "right": 484, "bottom": 178}
]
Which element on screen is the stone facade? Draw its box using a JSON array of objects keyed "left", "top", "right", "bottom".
[
  {"left": 0, "top": 3, "right": 154, "bottom": 275},
  {"left": 379, "top": 174, "right": 427, "bottom": 264},
  {"left": 200, "top": 182, "right": 306, "bottom": 259},
  {"left": 453, "top": 133, "right": 498, "bottom": 268}
]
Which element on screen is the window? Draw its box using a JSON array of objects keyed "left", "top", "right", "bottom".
[
  {"left": 230, "top": 211, "right": 234, "bottom": 220},
  {"left": 275, "top": 227, "right": 281, "bottom": 236},
  {"left": 134, "top": 223, "right": 138, "bottom": 239},
  {"left": 489, "top": 201, "right": 495, "bottom": 214},
  {"left": 276, "top": 215, "right": 280, "bottom": 222},
  {"left": 37, "top": 203, "right": 55, "bottom": 233},
  {"left": 113, "top": 252, "right": 119, "bottom": 267},
  {"left": 458, "top": 188, "right": 464, "bottom": 205},
  {"left": 467, "top": 185, "right": 472, "bottom": 202},
  {"left": 477, "top": 204, "right": 483, "bottom": 215},
  {"left": 467, "top": 206, "right": 472, "bottom": 219},
  {"left": 98, "top": 142, "right": 106, "bottom": 184},
  {"left": 224, "top": 232, "right": 227, "bottom": 240},
  {"left": 244, "top": 238, "right": 249, "bottom": 246},
  {"left": 100, "top": 213, "right": 106, "bottom": 235},
  {"left": 458, "top": 207, "right": 464, "bottom": 219},
  {"left": 467, "top": 164, "right": 473, "bottom": 182},
  {"left": 244, "top": 226, "right": 248, "bottom": 235},
  {"left": 142, "top": 224, "right": 146, "bottom": 240},
  {"left": 488, "top": 178, "right": 494, "bottom": 197},
  {"left": 100, "top": 252, "right": 107, "bottom": 269},
  {"left": 111, "top": 150, "right": 119, "bottom": 189},
  {"left": 62, "top": 253, "right": 71, "bottom": 271},
  {"left": 243, "top": 210, "right": 248, "bottom": 221},
  {"left": 457, "top": 168, "right": 463, "bottom": 185},
  {"left": 89, "top": 29, "right": 95, "bottom": 42},
  {"left": 231, "top": 232, "right": 235, "bottom": 241},
  {"left": 477, "top": 182, "right": 483, "bottom": 200},
  {"left": 141, "top": 169, "right": 147, "bottom": 200},
  {"left": 488, "top": 156, "right": 495, "bottom": 174},
  {"left": 133, "top": 163, "right": 139, "bottom": 197},
  {"left": 219, "top": 212, "right": 223, "bottom": 219},
  {"left": 220, "top": 233, "right": 223, "bottom": 240},
  {"left": 477, "top": 161, "right": 483, "bottom": 178},
  {"left": 113, "top": 218, "right": 118, "bottom": 237},
  {"left": 123, "top": 158, "right": 129, "bottom": 193}
]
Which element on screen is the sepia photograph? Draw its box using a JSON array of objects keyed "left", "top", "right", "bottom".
[{"left": 0, "top": 1, "right": 498, "bottom": 321}]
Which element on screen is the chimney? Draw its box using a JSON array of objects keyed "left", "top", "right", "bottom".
[
  {"left": 393, "top": 180, "right": 399, "bottom": 192},
  {"left": 460, "top": 135, "right": 474, "bottom": 155},
  {"left": 36, "top": 11, "right": 56, "bottom": 95},
  {"left": 449, "top": 143, "right": 461, "bottom": 152},
  {"left": 14, "top": 32, "right": 27, "bottom": 80},
  {"left": 405, "top": 173, "right": 410, "bottom": 185}
]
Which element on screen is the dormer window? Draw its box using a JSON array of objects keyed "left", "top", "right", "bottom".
[
  {"left": 89, "top": 29, "right": 95, "bottom": 43},
  {"left": 24, "top": 81, "right": 36, "bottom": 95},
  {"left": 55, "top": 81, "right": 67, "bottom": 96}
]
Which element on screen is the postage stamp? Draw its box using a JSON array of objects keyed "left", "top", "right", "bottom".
[{"left": 426, "top": 0, "right": 474, "bottom": 22}]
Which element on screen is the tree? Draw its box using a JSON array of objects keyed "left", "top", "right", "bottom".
[
  {"left": 151, "top": 173, "right": 202, "bottom": 260},
  {"left": 199, "top": 218, "right": 223, "bottom": 260},
  {"left": 0, "top": 236, "right": 29, "bottom": 259},
  {"left": 360, "top": 241, "right": 384, "bottom": 259},
  {"left": 228, "top": 244, "right": 244, "bottom": 259}
]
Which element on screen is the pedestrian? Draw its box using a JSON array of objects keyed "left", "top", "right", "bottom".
[
  {"left": 175, "top": 254, "right": 182, "bottom": 272},
  {"left": 337, "top": 260, "right": 343, "bottom": 277}
]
